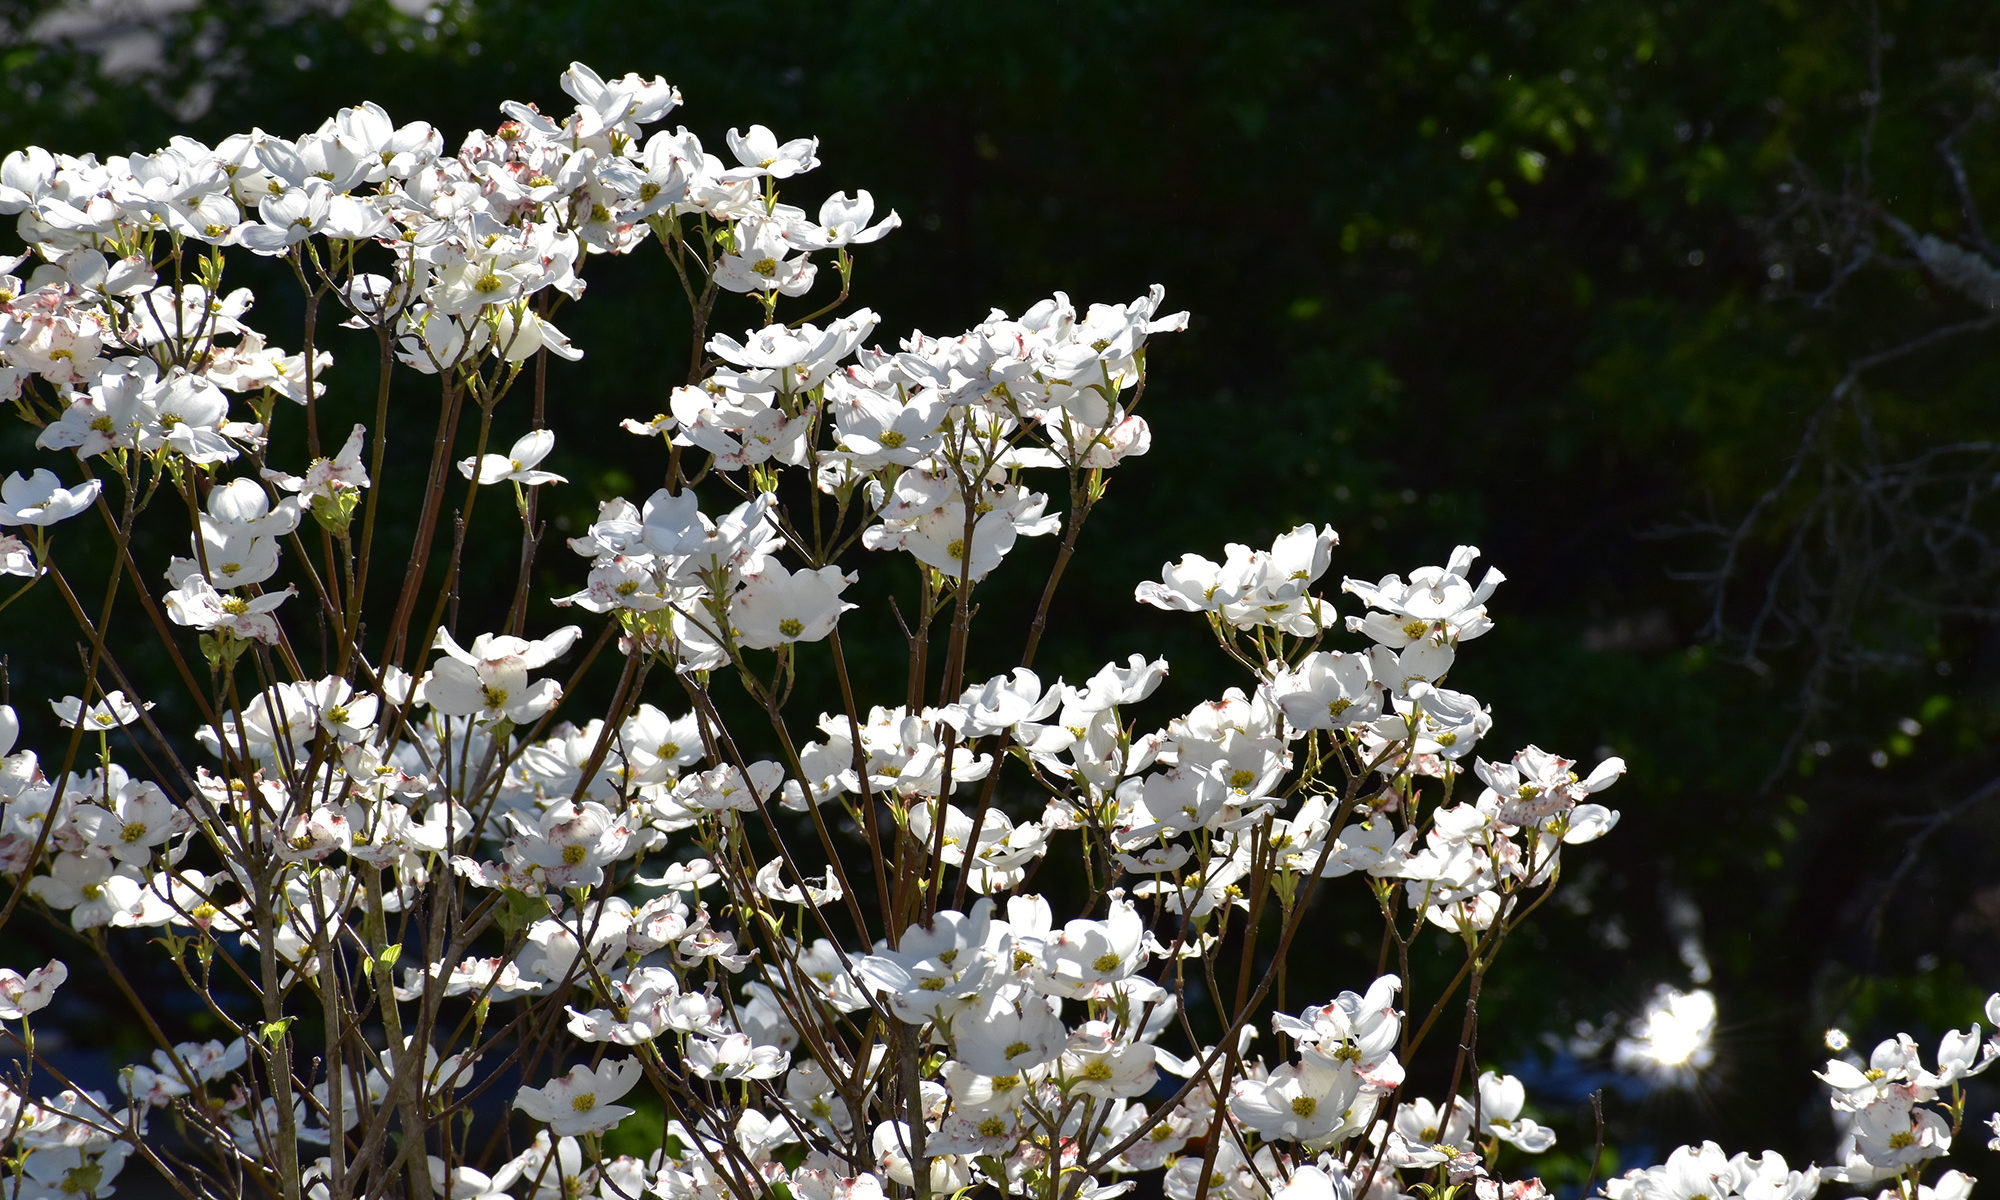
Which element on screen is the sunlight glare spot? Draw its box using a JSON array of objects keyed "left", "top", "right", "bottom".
[{"left": 1615, "top": 985, "right": 1716, "bottom": 1084}]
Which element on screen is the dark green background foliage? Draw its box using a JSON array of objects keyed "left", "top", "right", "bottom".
[{"left": 5, "top": 0, "right": 1999, "bottom": 1177}]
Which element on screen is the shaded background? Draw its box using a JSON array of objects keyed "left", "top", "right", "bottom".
[{"left": 4, "top": 0, "right": 2000, "bottom": 1186}]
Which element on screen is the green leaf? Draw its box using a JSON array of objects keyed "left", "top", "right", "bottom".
[{"left": 496, "top": 887, "right": 550, "bottom": 939}]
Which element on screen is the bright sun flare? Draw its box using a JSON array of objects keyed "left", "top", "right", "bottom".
[{"left": 1616, "top": 986, "right": 1718, "bottom": 1082}]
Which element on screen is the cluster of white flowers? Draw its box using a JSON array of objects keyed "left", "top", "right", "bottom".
[
  {"left": 1603, "top": 998, "right": 2000, "bottom": 1200},
  {"left": 0, "top": 62, "right": 1990, "bottom": 1200},
  {"left": 1815, "top": 1005, "right": 2000, "bottom": 1186}
]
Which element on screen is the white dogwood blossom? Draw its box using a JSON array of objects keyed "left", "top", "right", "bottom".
[
  {"left": 423, "top": 626, "right": 580, "bottom": 725},
  {"left": 50, "top": 690, "right": 151, "bottom": 730},
  {"left": 0, "top": 961, "right": 66, "bottom": 1021},
  {"left": 0, "top": 469, "right": 98, "bottom": 526},
  {"left": 458, "top": 429, "right": 566, "bottom": 487},
  {"left": 513, "top": 1060, "right": 642, "bottom": 1136}
]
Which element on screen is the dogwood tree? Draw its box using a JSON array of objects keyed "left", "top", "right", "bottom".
[{"left": 0, "top": 62, "right": 1991, "bottom": 1200}]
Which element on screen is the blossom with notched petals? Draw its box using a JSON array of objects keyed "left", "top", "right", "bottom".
[
  {"left": 0, "top": 960, "right": 66, "bottom": 1020},
  {"left": 1135, "top": 524, "right": 1337, "bottom": 634},
  {"left": 0, "top": 532, "right": 34, "bottom": 576},
  {"left": 513, "top": 1059, "right": 642, "bottom": 1136},
  {"left": 1271, "top": 650, "right": 1383, "bottom": 732},
  {"left": 862, "top": 469, "right": 1058, "bottom": 581},
  {"left": 713, "top": 215, "right": 816, "bottom": 296},
  {"left": 687, "top": 1032, "right": 789, "bottom": 1080},
  {"left": 423, "top": 625, "right": 580, "bottom": 725},
  {"left": 164, "top": 576, "right": 293, "bottom": 643},
  {"left": 730, "top": 564, "right": 856, "bottom": 648},
  {"left": 268, "top": 424, "right": 370, "bottom": 503},
  {"left": 51, "top": 690, "right": 151, "bottom": 730},
  {"left": 558, "top": 62, "right": 681, "bottom": 135},
  {"left": 70, "top": 777, "right": 185, "bottom": 867},
  {"left": 1476, "top": 1071, "right": 1556, "bottom": 1152},
  {"left": 856, "top": 903, "right": 996, "bottom": 1025},
  {"left": 794, "top": 190, "right": 900, "bottom": 250},
  {"left": 1229, "top": 1058, "right": 1362, "bottom": 1148},
  {"left": 0, "top": 469, "right": 99, "bottom": 526},
  {"left": 1344, "top": 545, "right": 1503, "bottom": 647},
  {"left": 722, "top": 125, "right": 819, "bottom": 180},
  {"left": 950, "top": 990, "right": 1066, "bottom": 1077},
  {"left": 266, "top": 423, "right": 370, "bottom": 532},
  {"left": 27, "top": 850, "right": 145, "bottom": 928},
  {"left": 458, "top": 429, "right": 566, "bottom": 487}
]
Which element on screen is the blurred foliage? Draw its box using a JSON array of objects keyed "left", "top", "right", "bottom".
[{"left": 5, "top": 0, "right": 2000, "bottom": 1176}]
